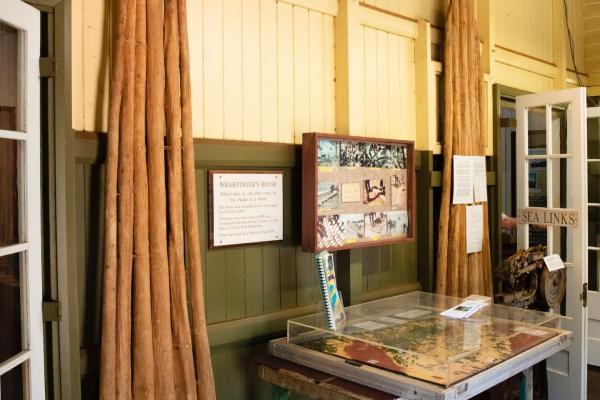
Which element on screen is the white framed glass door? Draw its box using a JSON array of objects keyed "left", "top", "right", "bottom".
[
  {"left": 516, "top": 88, "right": 588, "bottom": 400},
  {"left": 0, "top": 1, "right": 44, "bottom": 399},
  {"left": 587, "top": 106, "right": 600, "bottom": 366}
]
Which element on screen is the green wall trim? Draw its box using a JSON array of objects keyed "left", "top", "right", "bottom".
[{"left": 208, "top": 304, "right": 319, "bottom": 348}]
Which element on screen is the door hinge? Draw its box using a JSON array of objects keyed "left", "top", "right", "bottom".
[
  {"left": 42, "top": 301, "right": 61, "bottom": 322},
  {"left": 581, "top": 283, "right": 588, "bottom": 308},
  {"left": 39, "top": 57, "right": 57, "bottom": 78}
]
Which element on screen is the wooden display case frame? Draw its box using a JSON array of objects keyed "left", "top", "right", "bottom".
[{"left": 302, "top": 132, "right": 416, "bottom": 253}]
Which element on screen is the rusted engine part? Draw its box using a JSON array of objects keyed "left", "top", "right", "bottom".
[{"left": 495, "top": 245, "right": 566, "bottom": 310}]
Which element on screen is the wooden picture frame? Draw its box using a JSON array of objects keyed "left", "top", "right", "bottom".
[
  {"left": 208, "top": 169, "right": 284, "bottom": 248},
  {"left": 302, "top": 133, "right": 416, "bottom": 253}
]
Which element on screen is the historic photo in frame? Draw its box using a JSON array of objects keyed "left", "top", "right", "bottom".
[{"left": 302, "top": 133, "right": 416, "bottom": 252}]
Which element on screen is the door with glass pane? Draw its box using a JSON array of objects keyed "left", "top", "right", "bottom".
[
  {"left": 516, "top": 88, "right": 587, "bottom": 400},
  {"left": 0, "top": 1, "right": 44, "bottom": 398},
  {"left": 588, "top": 106, "right": 600, "bottom": 366}
]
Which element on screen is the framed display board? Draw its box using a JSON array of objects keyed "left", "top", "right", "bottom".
[
  {"left": 208, "top": 170, "right": 284, "bottom": 248},
  {"left": 302, "top": 133, "right": 415, "bottom": 252}
]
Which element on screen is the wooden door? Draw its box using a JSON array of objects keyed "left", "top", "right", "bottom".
[
  {"left": 0, "top": 1, "right": 44, "bottom": 399},
  {"left": 516, "top": 88, "right": 588, "bottom": 400},
  {"left": 587, "top": 106, "right": 600, "bottom": 366}
]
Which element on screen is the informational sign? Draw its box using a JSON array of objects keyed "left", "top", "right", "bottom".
[
  {"left": 543, "top": 254, "right": 566, "bottom": 272},
  {"left": 209, "top": 170, "right": 283, "bottom": 247},
  {"left": 466, "top": 204, "right": 483, "bottom": 254},
  {"left": 452, "top": 155, "right": 474, "bottom": 204},
  {"left": 517, "top": 207, "right": 578, "bottom": 228}
]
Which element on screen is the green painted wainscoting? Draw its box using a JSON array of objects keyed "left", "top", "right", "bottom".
[{"left": 71, "top": 133, "right": 423, "bottom": 399}]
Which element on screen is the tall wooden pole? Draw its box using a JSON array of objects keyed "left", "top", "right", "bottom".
[
  {"left": 176, "top": 0, "right": 216, "bottom": 397},
  {"left": 132, "top": 0, "right": 156, "bottom": 397},
  {"left": 146, "top": 0, "right": 176, "bottom": 397},
  {"left": 115, "top": 0, "right": 137, "bottom": 397},
  {"left": 100, "top": 0, "right": 128, "bottom": 397},
  {"left": 164, "top": 0, "right": 197, "bottom": 398}
]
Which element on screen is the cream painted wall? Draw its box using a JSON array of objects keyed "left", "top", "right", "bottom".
[
  {"left": 584, "top": 0, "right": 600, "bottom": 92},
  {"left": 72, "top": 0, "right": 590, "bottom": 153}
]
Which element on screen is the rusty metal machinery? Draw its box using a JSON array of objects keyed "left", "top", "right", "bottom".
[{"left": 495, "top": 245, "right": 566, "bottom": 310}]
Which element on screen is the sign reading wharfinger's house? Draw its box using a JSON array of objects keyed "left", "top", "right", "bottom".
[{"left": 209, "top": 170, "right": 283, "bottom": 247}]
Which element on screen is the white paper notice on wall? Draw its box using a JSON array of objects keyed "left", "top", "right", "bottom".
[
  {"left": 473, "top": 156, "right": 487, "bottom": 203},
  {"left": 453, "top": 155, "right": 474, "bottom": 204},
  {"left": 466, "top": 205, "right": 483, "bottom": 254},
  {"left": 543, "top": 254, "right": 565, "bottom": 271}
]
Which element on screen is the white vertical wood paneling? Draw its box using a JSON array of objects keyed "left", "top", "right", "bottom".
[
  {"left": 293, "top": 7, "right": 310, "bottom": 144},
  {"left": 189, "top": 0, "right": 204, "bottom": 138},
  {"left": 242, "top": 0, "right": 261, "bottom": 140},
  {"left": 494, "top": 0, "right": 553, "bottom": 62},
  {"left": 364, "top": 27, "right": 378, "bottom": 137},
  {"left": 277, "top": 2, "right": 295, "bottom": 144},
  {"left": 223, "top": 0, "right": 243, "bottom": 140},
  {"left": 72, "top": 0, "right": 83, "bottom": 130},
  {"left": 323, "top": 15, "right": 335, "bottom": 133},
  {"left": 203, "top": 0, "right": 224, "bottom": 138},
  {"left": 309, "top": 11, "right": 325, "bottom": 132},
  {"left": 358, "top": 24, "right": 415, "bottom": 141},
  {"left": 388, "top": 33, "right": 402, "bottom": 138},
  {"left": 83, "top": 0, "right": 110, "bottom": 133},
  {"left": 260, "top": 0, "right": 278, "bottom": 142},
  {"left": 376, "top": 30, "right": 389, "bottom": 138}
]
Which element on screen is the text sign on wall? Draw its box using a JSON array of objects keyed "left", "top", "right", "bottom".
[
  {"left": 517, "top": 207, "right": 579, "bottom": 228},
  {"left": 209, "top": 170, "right": 283, "bottom": 247}
]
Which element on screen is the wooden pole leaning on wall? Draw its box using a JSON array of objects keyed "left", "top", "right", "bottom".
[
  {"left": 164, "top": 0, "right": 197, "bottom": 397},
  {"left": 147, "top": 0, "right": 176, "bottom": 397},
  {"left": 176, "top": 0, "right": 217, "bottom": 397},
  {"left": 132, "top": 0, "right": 155, "bottom": 396},
  {"left": 100, "top": 0, "right": 128, "bottom": 397},
  {"left": 436, "top": 0, "right": 493, "bottom": 298},
  {"left": 101, "top": 0, "right": 216, "bottom": 397},
  {"left": 115, "top": 0, "right": 137, "bottom": 397}
]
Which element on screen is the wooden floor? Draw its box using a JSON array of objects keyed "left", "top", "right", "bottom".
[{"left": 589, "top": 365, "right": 600, "bottom": 399}]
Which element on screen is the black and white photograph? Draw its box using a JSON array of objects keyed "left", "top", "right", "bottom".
[
  {"left": 363, "top": 179, "right": 386, "bottom": 205},
  {"left": 387, "top": 210, "right": 409, "bottom": 237},
  {"left": 390, "top": 173, "right": 407, "bottom": 210},
  {"left": 317, "top": 215, "right": 344, "bottom": 249},
  {"left": 364, "top": 212, "right": 387, "bottom": 238},
  {"left": 317, "top": 182, "right": 340, "bottom": 209},
  {"left": 386, "top": 144, "right": 408, "bottom": 169},
  {"left": 339, "top": 214, "right": 365, "bottom": 240},
  {"left": 340, "top": 140, "right": 363, "bottom": 167},
  {"left": 317, "top": 139, "right": 340, "bottom": 166},
  {"left": 359, "top": 142, "right": 389, "bottom": 168}
]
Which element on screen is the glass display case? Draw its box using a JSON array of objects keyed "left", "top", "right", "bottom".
[{"left": 271, "top": 292, "right": 571, "bottom": 398}]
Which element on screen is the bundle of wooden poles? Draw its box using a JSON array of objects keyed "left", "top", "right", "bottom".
[
  {"left": 436, "top": 0, "right": 493, "bottom": 297},
  {"left": 100, "top": 0, "right": 215, "bottom": 398}
]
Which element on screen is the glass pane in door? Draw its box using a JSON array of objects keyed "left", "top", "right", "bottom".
[
  {"left": 0, "top": 20, "right": 19, "bottom": 131},
  {"left": 528, "top": 106, "right": 546, "bottom": 154},
  {"left": 589, "top": 162, "right": 600, "bottom": 203},
  {"left": 591, "top": 250, "right": 600, "bottom": 292},
  {"left": 0, "top": 252, "right": 22, "bottom": 363},
  {"left": 589, "top": 117, "right": 600, "bottom": 159},
  {"left": 0, "top": 138, "right": 20, "bottom": 247},
  {"left": 528, "top": 159, "right": 547, "bottom": 207},
  {"left": 0, "top": 362, "right": 24, "bottom": 400}
]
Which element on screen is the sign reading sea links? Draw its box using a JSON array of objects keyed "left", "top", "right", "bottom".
[
  {"left": 209, "top": 170, "right": 284, "bottom": 247},
  {"left": 517, "top": 207, "right": 578, "bottom": 228}
]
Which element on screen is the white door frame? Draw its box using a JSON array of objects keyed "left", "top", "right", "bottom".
[
  {"left": 516, "top": 87, "right": 588, "bottom": 400},
  {"left": 0, "top": 1, "right": 44, "bottom": 399}
]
